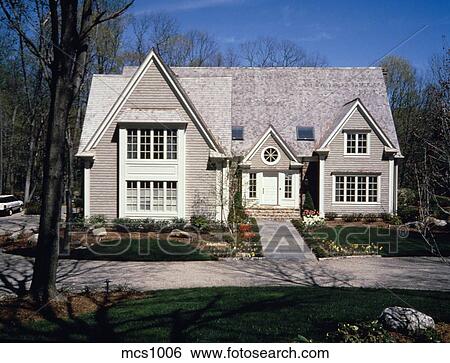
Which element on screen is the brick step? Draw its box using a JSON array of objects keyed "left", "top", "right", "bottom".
[{"left": 246, "top": 208, "right": 300, "bottom": 220}]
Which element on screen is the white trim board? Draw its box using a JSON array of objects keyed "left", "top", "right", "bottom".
[
  {"left": 83, "top": 50, "right": 221, "bottom": 154},
  {"left": 320, "top": 99, "right": 395, "bottom": 150},
  {"left": 242, "top": 125, "right": 299, "bottom": 164}
]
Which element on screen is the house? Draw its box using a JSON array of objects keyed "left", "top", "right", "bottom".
[{"left": 77, "top": 50, "right": 402, "bottom": 222}]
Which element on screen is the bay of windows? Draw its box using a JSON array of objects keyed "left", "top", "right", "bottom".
[
  {"left": 345, "top": 132, "right": 368, "bottom": 154},
  {"left": 126, "top": 181, "right": 177, "bottom": 212},
  {"left": 334, "top": 175, "right": 378, "bottom": 203},
  {"left": 127, "top": 129, "right": 178, "bottom": 160}
]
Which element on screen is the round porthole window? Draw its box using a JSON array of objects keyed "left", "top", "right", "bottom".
[{"left": 261, "top": 146, "right": 280, "bottom": 165}]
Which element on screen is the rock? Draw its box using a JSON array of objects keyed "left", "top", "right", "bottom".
[
  {"left": 92, "top": 227, "right": 107, "bottom": 237},
  {"left": 379, "top": 307, "right": 435, "bottom": 334},
  {"left": 7, "top": 231, "right": 22, "bottom": 242},
  {"left": 27, "top": 233, "right": 39, "bottom": 245},
  {"left": 170, "top": 229, "right": 191, "bottom": 239},
  {"left": 426, "top": 217, "right": 447, "bottom": 227}
]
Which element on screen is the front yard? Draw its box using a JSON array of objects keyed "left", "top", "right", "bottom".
[
  {"left": 292, "top": 219, "right": 450, "bottom": 259},
  {"left": 1, "top": 286, "right": 449, "bottom": 342},
  {"left": 1, "top": 216, "right": 262, "bottom": 262}
]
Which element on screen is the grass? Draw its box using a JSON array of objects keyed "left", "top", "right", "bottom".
[
  {"left": 306, "top": 225, "right": 450, "bottom": 257},
  {"left": 1, "top": 286, "right": 450, "bottom": 342},
  {"left": 67, "top": 238, "right": 215, "bottom": 261}
]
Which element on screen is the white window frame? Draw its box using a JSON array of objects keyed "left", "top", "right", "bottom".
[
  {"left": 284, "top": 173, "right": 293, "bottom": 199},
  {"left": 261, "top": 146, "right": 281, "bottom": 166},
  {"left": 126, "top": 180, "right": 178, "bottom": 213},
  {"left": 332, "top": 175, "right": 380, "bottom": 204},
  {"left": 126, "top": 129, "right": 178, "bottom": 160},
  {"left": 248, "top": 172, "right": 257, "bottom": 199},
  {"left": 344, "top": 132, "right": 370, "bottom": 156}
]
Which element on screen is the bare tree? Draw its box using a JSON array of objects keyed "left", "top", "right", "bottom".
[
  {"left": 240, "top": 37, "right": 277, "bottom": 66},
  {"left": 0, "top": 0, "right": 133, "bottom": 302},
  {"left": 185, "top": 30, "right": 218, "bottom": 66},
  {"left": 240, "top": 37, "right": 327, "bottom": 67}
]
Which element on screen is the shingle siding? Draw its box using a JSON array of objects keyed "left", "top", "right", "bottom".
[
  {"left": 323, "top": 108, "right": 390, "bottom": 215},
  {"left": 249, "top": 135, "right": 291, "bottom": 170},
  {"left": 89, "top": 62, "right": 217, "bottom": 219}
]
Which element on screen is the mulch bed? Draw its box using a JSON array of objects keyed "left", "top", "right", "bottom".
[{"left": 0, "top": 290, "right": 149, "bottom": 323}]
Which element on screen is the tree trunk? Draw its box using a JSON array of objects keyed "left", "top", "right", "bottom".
[
  {"left": 30, "top": 75, "right": 73, "bottom": 301},
  {"left": 24, "top": 116, "right": 38, "bottom": 204}
]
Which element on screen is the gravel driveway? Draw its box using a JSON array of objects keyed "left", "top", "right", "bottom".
[
  {"left": 0, "top": 213, "right": 39, "bottom": 236},
  {"left": 1, "top": 251, "right": 449, "bottom": 297}
]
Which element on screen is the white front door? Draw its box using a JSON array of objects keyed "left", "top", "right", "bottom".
[{"left": 262, "top": 172, "right": 278, "bottom": 205}]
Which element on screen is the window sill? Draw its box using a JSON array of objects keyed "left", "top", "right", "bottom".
[
  {"left": 343, "top": 154, "right": 371, "bottom": 158},
  {"left": 331, "top": 202, "right": 380, "bottom": 205}
]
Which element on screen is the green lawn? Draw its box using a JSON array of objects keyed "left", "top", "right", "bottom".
[
  {"left": 67, "top": 238, "right": 215, "bottom": 261},
  {"left": 308, "top": 226, "right": 450, "bottom": 257},
  {"left": 1, "top": 286, "right": 450, "bottom": 342}
]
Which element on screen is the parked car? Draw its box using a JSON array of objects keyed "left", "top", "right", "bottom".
[{"left": 0, "top": 195, "right": 24, "bottom": 216}]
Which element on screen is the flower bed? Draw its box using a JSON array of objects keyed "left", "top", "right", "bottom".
[{"left": 291, "top": 219, "right": 382, "bottom": 258}]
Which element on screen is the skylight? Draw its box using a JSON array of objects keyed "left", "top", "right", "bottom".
[
  {"left": 232, "top": 126, "right": 244, "bottom": 140},
  {"left": 296, "top": 126, "right": 315, "bottom": 141}
]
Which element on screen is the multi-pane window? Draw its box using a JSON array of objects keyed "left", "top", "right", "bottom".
[
  {"left": 126, "top": 181, "right": 138, "bottom": 211},
  {"left": 334, "top": 175, "right": 378, "bottom": 203},
  {"left": 153, "top": 130, "right": 164, "bottom": 159},
  {"left": 140, "top": 130, "right": 152, "bottom": 159},
  {"left": 153, "top": 181, "right": 164, "bottom": 211},
  {"left": 126, "top": 129, "right": 178, "bottom": 160},
  {"left": 346, "top": 176, "right": 356, "bottom": 202},
  {"left": 166, "top": 181, "right": 177, "bottom": 211},
  {"left": 368, "top": 176, "right": 378, "bottom": 202},
  {"left": 139, "top": 181, "right": 151, "bottom": 210},
  {"left": 346, "top": 132, "right": 368, "bottom": 154},
  {"left": 248, "top": 173, "right": 257, "bottom": 198},
  {"left": 127, "top": 130, "right": 138, "bottom": 159},
  {"left": 285, "top": 174, "right": 293, "bottom": 198},
  {"left": 126, "top": 181, "right": 177, "bottom": 213},
  {"left": 357, "top": 176, "right": 367, "bottom": 202},
  {"left": 357, "top": 133, "right": 368, "bottom": 153},
  {"left": 335, "top": 176, "right": 345, "bottom": 202},
  {"left": 167, "top": 130, "right": 177, "bottom": 159}
]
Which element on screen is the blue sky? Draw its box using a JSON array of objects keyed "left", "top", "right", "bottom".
[{"left": 131, "top": 0, "right": 449, "bottom": 69}]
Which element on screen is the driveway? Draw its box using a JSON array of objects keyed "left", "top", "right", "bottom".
[
  {"left": 0, "top": 213, "right": 39, "bottom": 236},
  {"left": 1, "top": 251, "right": 449, "bottom": 297}
]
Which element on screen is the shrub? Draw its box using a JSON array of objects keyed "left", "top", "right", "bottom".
[
  {"left": 88, "top": 215, "right": 107, "bottom": 227},
  {"left": 342, "top": 214, "right": 361, "bottom": 222},
  {"left": 25, "top": 202, "right": 41, "bottom": 215},
  {"left": 222, "top": 234, "right": 235, "bottom": 243},
  {"left": 363, "top": 213, "right": 377, "bottom": 223},
  {"left": 291, "top": 219, "right": 307, "bottom": 234},
  {"left": 312, "top": 246, "right": 328, "bottom": 258},
  {"left": 72, "top": 215, "right": 87, "bottom": 230},
  {"left": 239, "top": 224, "right": 252, "bottom": 233},
  {"left": 303, "top": 191, "right": 315, "bottom": 211},
  {"left": 228, "top": 190, "right": 246, "bottom": 226},
  {"left": 325, "top": 212, "right": 337, "bottom": 221},
  {"left": 398, "top": 188, "right": 417, "bottom": 206},
  {"left": 327, "top": 321, "right": 393, "bottom": 343},
  {"left": 190, "top": 215, "right": 211, "bottom": 231},
  {"left": 389, "top": 215, "right": 403, "bottom": 225},
  {"left": 397, "top": 205, "right": 419, "bottom": 223},
  {"left": 170, "top": 218, "right": 187, "bottom": 230}
]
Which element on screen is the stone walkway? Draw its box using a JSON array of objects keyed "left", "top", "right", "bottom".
[
  {"left": 1, "top": 251, "right": 449, "bottom": 297},
  {"left": 257, "top": 219, "right": 316, "bottom": 261},
  {"left": 0, "top": 213, "right": 40, "bottom": 236}
]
